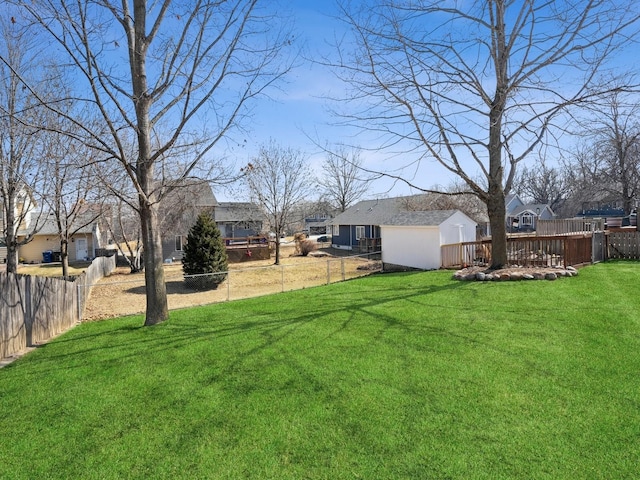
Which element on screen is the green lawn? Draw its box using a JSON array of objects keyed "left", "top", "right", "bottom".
[{"left": 1, "top": 262, "right": 639, "bottom": 479}]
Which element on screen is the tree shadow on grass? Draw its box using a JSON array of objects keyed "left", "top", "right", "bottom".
[{"left": 12, "top": 274, "right": 481, "bottom": 377}]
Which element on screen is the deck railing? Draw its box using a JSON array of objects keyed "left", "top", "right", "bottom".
[{"left": 441, "top": 235, "right": 593, "bottom": 269}]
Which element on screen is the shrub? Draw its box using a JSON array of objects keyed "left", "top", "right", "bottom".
[
  {"left": 299, "top": 239, "right": 317, "bottom": 256},
  {"left": 182, "top": 211, "right": 228, "bottom": 289}
]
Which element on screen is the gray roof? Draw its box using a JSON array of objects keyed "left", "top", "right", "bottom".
[
  {"left": 332, "top": 196, "right": 470, "bottom": 226},
  {"left": 331, "top": 196, "right": 420, "bottom": 225},
  {"left": 164, "top": 178, "right": 218, "bottom": 207},
  {"left": 214, "top": 202, "right": 263, "bottom": 222},
  {"left": 19, "top": 213, "right": 98, "bottom": 236},
  {"left": 381, "top": 210, "right": 461, "bottom": 226},
  {"left": 509, "top": 203, "right": 554, "bottom": 216}
]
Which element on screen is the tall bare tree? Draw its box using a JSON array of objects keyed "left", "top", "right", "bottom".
[
  {"left": 41, "top": 129, "right": 105, "bottom": 279},
  {"left": 577, "top": 91, "right": 640, "bottom": 214},
  {"left": 0, "top": 15, "right": 49, "bottom": 273},
  {"left": 15, "top": 1, "right": 293, "bottom": 324},
  {"left": 334, "top": 0, "right": 640, "bottom": 268},
  {"left": 244, "top": 140, "right": 313, "bottom": 265},
  {"left": 319, "top": 146, "right": 372, "bottom": 212}
]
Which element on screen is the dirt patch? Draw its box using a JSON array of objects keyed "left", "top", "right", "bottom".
[{"left": 83, "top": 245, "right": 380, "bottom": 321}]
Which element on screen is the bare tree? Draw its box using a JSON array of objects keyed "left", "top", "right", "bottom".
[
  {"left": 41, "top": 129, "right": 105, "bottom": 279},
  {"left": 513, "top": 158, "right": 569, "bottom": 214},
  {"left": 0, "top": 16, "right": 49, "bottom": 273},
  {"left": 244, "top": 141, "right": 313, "bottom": 265},
  {"left": 577, "top": 92, "right": 640, "bottom": 214},
  {"left": 15, "top": 1, "right": 293, "bottom": 325},
  {"left": 318, "top": 146, "right": 372, "bottom": 212},
  {"left": 334, "top": 1, "right": 640, "bottom": 268}
]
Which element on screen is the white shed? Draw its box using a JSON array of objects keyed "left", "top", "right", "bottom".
[{"left": 380, "top": 210, "right": 477, "bottom": 270}]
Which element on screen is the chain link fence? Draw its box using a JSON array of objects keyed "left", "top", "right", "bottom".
[{"left": 82, "top": 252, "right": 382, "bottom": 321}]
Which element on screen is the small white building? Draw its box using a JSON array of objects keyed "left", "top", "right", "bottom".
[{"left": 380, "top": 210, "right": 477, "bottom": 270}]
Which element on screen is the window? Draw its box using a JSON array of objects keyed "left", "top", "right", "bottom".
[
  {"left": 356, "top": 225, "right": 365, "bottom": 239},
  {"left": 175, "top": 235, "right": 185, "bottom": 251},
  {"left": 521, "top": 213, "right": 533, "bottom": 226},
  {"left": 332, "top": 224, "right": 339, "bottom": 236}
]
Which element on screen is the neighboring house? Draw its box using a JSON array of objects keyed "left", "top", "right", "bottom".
[
  {"left": 159, "top": 180, "right": 264, "bottom": 260},
  {"left": 17, "top": 214, "right": 103, "bottom": 263},
  {"left": 304, "top": 212, "right": 333, "bottom": 236},
  {"left": 160, "top": 180, "right": 218, "bottom": 261},
  {"left": 330, "top": 197, "right": 398, "bottom": 250},
  {"left": 214, "top": 202, "right": 264, "bottom": 238},
  {"left": 381, "top": 210, "right": 477, "bottom": 270},
  {"left": 505, "top": 193, "right": 555, "bottom": 232},
  {"left": 507, "top": 203, "right": 555, "bottom": 232},
  {"left": 331, "top": 195, "right": 475, "bottom": 251}
]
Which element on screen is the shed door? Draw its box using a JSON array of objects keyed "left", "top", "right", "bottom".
[{"left": 76, "top": 238, "right": 88, "bottom": 260}]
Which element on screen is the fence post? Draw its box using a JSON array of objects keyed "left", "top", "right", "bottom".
[
  {"left": 281, "top": 265, "right": 285, "bottom": 293},
  {"left": 327, "top": 260, "right": 330, "bottom": 285},
  {"left": 341, "top": 258, "right": 345, "bottom": 281},
  {"left": 227, "top": 270, "right": 230, "bottom": 302}
]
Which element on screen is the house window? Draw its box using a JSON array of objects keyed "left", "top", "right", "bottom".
[
  {"left": 356, "top": 225, "right": 365, "bottom": 239},
  {"left": 332, "top": 224, "right": 339, "bottom": 236},
  {"left": 175, "top": 235, "right": 186, "bottom": 251},
  {"left": 521, "top": 213, "right": 533, "bottom": 226}
]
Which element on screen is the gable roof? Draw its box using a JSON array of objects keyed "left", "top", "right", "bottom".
[
  {"left": 509, "top": 203, "right": 555, "bottom": 217},
  {"left": 332, "top": 196, "right": 478, "bottom": 227},
  {"left": 19, "top": 212, "right": 99, "bottom": 236},
  {"left": 332, "top": 196, "right": 424, "bottom": 225},
  {"left": 381, "top": 210, "right": 467, "bottom": 226},
  {"left": 163, "top": 178, "right": 218, "bottom": 208},
  {"left": 214, "top": 202, "right": 263, "bottom": 222},
  {"left": 505, "top": 193, "right": 524, "bottom": 213}
]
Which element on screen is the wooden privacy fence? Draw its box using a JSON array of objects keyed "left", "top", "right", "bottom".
[
  {"left": 441, "top": 235, "right": 594, "bottom": 269},
  {"left": 0, "top": 255, "right": 116, "bottom": 362},
  {"left": 537, "top": 218, "right": 605, "bottom": 236},
  {"left": 607, "top": 231, "right": 640, "bottom": 259}
]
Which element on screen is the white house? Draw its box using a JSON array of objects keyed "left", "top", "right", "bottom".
[{"left": 380, "top": 210, "right": 477, "bottom": 270}]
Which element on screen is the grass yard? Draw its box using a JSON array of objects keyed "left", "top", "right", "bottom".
[{"left": 1, "top": 262, "right": 639, "bottom": 479}]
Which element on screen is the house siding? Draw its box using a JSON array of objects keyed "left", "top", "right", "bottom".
[
  {"left": 382, "top": 226, "right": 441, "bottom": 270},
  {"left": 332, "top": 224, "right": 381, "bottom": 250},
  {"left": 18, "top": 233, "right": 96, "bottom": 263}
]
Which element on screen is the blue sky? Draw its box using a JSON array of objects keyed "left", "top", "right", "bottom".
[
  {"left": 217, "top": 1, "right": 640, "bottom": 203},
  {"left": 217, "top": 1, "right": 447, "bottom": 201}
]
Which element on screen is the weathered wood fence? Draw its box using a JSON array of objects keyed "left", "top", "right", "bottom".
[
  {"left": 607, "top": 231, "right": 640, "bottom": 259},
  {"left": 0, "top": 255, "right": 116, "bottom": 362}
]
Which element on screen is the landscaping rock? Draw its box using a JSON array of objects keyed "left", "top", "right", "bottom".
[{"left": 453, "top": 265, "right": 580, "bottom": 283}]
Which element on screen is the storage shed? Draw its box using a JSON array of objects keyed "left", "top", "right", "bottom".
[{"left": 380, "top": 210, "right": 477, "bottom": 271}]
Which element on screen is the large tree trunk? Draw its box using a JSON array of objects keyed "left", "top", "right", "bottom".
[
  {"left": 274, "top": 237, "right": 281, "bottom": 265},
  {"left": 140, "top": 200, "right": 168, "bottom": 326},
  {"left": 487, "top": 188, "right": 507, "bottom": 269}
]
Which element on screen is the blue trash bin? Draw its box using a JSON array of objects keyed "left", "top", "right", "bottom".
[{"left": 42, "top": 250, "right": 53, "bottom": 263}]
